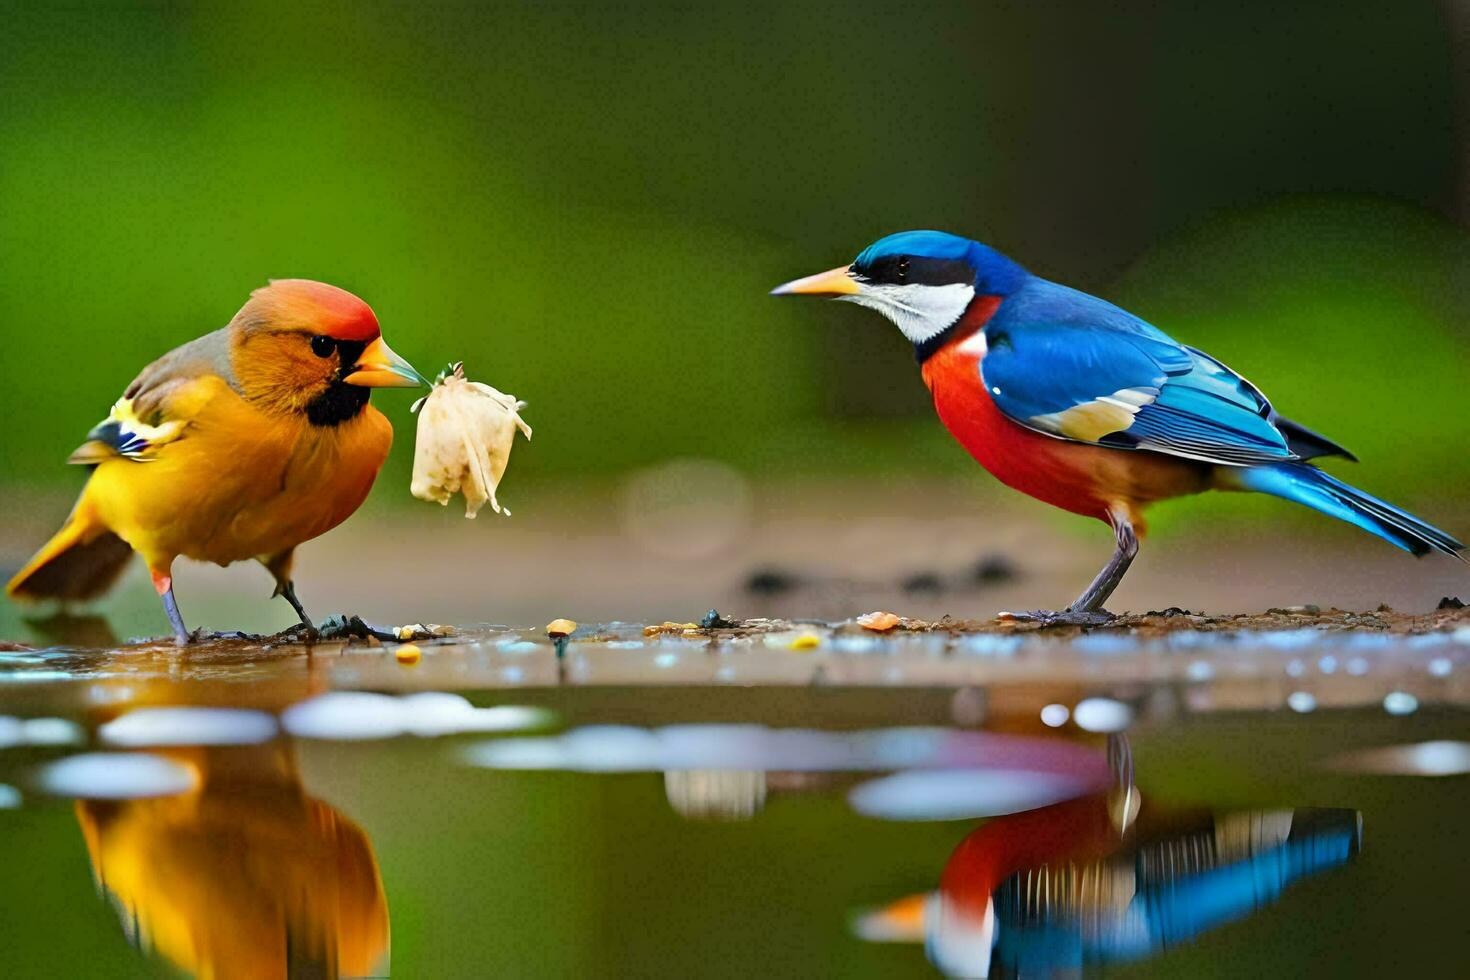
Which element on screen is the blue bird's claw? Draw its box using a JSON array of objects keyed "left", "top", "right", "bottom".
[{"left": 1003, "top": 609, "right": 1117, "bottom": 628}]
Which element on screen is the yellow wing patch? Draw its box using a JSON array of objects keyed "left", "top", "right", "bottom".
[
  {"left": 67, "top": 397, "right": 188, "bottom": 465},
  {"left": 1030, "top": 387, "right": 1157, "bottom": 442}
]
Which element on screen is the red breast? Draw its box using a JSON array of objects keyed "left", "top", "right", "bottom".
[{"left": 919, "top": 298, "right": 1118, "bottom": 522}]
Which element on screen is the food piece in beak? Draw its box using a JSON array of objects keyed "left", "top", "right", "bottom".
[{"left": 410, "top": 362, "right": 532, "bottom": 518}]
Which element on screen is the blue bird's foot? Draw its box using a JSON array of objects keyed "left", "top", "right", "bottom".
[{"left": 1004, "top": 608, "right": 1117, "bottom": 628}]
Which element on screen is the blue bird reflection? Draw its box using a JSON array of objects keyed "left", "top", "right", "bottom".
[{"left": 859, "top": 736, "right": 1361, "bottom": 978}]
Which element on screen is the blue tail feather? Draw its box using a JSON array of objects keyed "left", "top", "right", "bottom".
[{"left": 1233, "top": 463, "right": 1464, "bottom": 558}]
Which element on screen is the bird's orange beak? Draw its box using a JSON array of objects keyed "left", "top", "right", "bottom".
[
  {"left": 770, "top": 264, "right": 860, "bottom": 297},
  {"left": 343, "top": 336, "right": 427, "bottom": 388}
]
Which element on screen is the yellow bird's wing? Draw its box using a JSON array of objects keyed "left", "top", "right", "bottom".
[{"left": 68, "top": 328, "right": 236, "bottom": 465}]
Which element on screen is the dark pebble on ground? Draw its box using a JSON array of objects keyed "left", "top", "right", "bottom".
[{"left": 700, "top": 609, "right": 737, "bottom": 629}]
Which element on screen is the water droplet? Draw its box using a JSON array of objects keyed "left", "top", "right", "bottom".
[
  {"left": 1287, "top": 691, "right": 1316, "bottom": 713},
  {"left": 38, "top": 752, "right": 197, "bottom": 799},
  {"left": 101, "top": 708, "right": 276, "bottom": 747},
  {"left": 1040, "top": 703, "right": 1070, "bottom": 727},
  {"left": 1072, "top": 698, "right": 1131, "bottom": 732},
  {"left": 1383, "top": 691, "right": 1418, "bottom": 715}
]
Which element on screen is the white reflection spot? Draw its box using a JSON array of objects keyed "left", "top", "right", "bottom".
[
  {"left": 282, "top": 692, "right": 402, "bottom": 740},
  {"left": 1318, "top": 655, "right": 1338, "bottom": 674},
  {"left": 38, "top": 752, "right": 197, "bottom": 799},
  {"left": 1346, "top": 657, "right": 1369, "bottom": 676},
  {"left": 282, "top": 691, "right": 551, "bottom": 740},
  {"left": 1286, "top": 659, "right": 1306, "bottom": 678},
  {"left": 848, "top": 769, "right": 1085, "bottom": 821},
  {"left": 1428, "top": 657, "right": 1453, "bottom": 678},
  {"left": 1040, "top": 704, "right": 1070, "bottom": 727},
  {"left": 1186, "top": 661, "right": 1214, "bottom": 682},
  {"left": 1329, "top": 740, "right": 1470, "bottom": 776},
  {"left": 0, "top": 784, "right": 19, "bottom": 808},
  {"left": 1072, "top": 698, "right": 1131, "bottom": 733},
  {"left": 0, "top": 716, "right": 83, "bottom": 749},
  {"left": 24, "top": 718, "right": 84, "bottom": 745},
  {"left": 1382, "top": 691, "right": 1418, "bottom": 716},
  {"left": 463, "top": 725, "right": 1110, "bottom": 786},
  {"left": 101, "top": 707, "right": 277, "bottom": 747},
  {"left": 1410, "top": 741, "right": 1470, "bottom": 774},
  {"left": 1287, "top": 691, "right": 1316, "bottom": 713}
]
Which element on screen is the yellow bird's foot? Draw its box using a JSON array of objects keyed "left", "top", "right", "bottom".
[
  {"left": 314, "top": 614, "right": 399, "bottom": 642},
  {"left": 272, "top": 622, "right": 321, "bottom": 643},
  {"left": 185, "top": 628, "right": 265, "bottom": 644}
]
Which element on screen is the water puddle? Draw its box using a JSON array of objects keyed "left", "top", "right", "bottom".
[{"left": 1, "top": 619, "right": 1467, "bottom": 977}]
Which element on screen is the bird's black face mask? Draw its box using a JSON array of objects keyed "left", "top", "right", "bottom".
[{"left": 305, "top": 339, "right": 371, "bottom": 427}]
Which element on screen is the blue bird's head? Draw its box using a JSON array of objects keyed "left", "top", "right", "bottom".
[{"left": 772, "top": 230, "right": 1027, "bottom": 349}]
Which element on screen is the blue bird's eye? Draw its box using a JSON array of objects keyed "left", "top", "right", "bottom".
[
  {"left": 897, "top": 256, "right": 909, "bottom": 280},
  {"left": 310, "top": 335, "right": 336, "bottom": 358}
]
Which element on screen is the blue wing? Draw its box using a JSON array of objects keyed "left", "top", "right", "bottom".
[{"left": 980, "top": 280, "right": 1298, "bottom": 466}]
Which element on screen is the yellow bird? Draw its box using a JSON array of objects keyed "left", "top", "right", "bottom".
[{"left": 6, "top": 279, "right": 425, "bottom": 643}]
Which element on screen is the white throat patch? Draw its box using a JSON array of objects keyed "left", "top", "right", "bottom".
[{"left": 843, "top": 281, "right": 976, "bottom": 344}]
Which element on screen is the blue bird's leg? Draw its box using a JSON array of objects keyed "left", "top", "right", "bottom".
[
  {"left": 1068, "top": 511, "right": 1139, "bottom": 615},
  {"left": 1011, "top": 510, "right": 1137, "bottom": 627},
  {"left": 1107, "top": 732, "right": 1139, "bottom": 834}
]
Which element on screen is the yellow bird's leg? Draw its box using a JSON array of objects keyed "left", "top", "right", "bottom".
[
  {"left": 263, "top": 550, "right": 314, "bottom": 631},
  {"left": 150, "top": 566, "right": 190, "bottom": 646}
]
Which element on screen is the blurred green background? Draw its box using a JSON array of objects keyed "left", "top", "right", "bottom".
[{"left": 2, "top": 0, "right": 1465, "bottom": 505}]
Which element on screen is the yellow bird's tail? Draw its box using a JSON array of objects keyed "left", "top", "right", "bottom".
[{"left": 6, "top": 498, "right": 134, "bottom": 603}]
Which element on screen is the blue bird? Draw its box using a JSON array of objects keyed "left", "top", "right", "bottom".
[{"left": 774, "top": 230, "right": 1463, "bottom": 622}]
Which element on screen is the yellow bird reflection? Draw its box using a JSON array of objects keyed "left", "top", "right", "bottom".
[{"left": 74, "top": 740, "right": 388, "bottom": 980}]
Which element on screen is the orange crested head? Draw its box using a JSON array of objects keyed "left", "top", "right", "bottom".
[
  {"left": 228, "top": 278, "right": 425, "bottom": 423},
  {"left": 240, "top": 278, "right": 381, "bottom": 342}
]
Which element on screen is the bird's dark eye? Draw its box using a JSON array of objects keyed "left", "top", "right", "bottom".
[
  {"left": 310, "top": 335, "right": 336, "bottom": 358},
  {"left": 897, "top": 256, "right": 910, "bottom": 281}
]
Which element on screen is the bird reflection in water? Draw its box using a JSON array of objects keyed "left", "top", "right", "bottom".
[
  {"left": 75, "top": 739, "right": 389, "bottom": 980},
  {"left": 860, "top": 736, "right": 1361, "bottom": 978}
]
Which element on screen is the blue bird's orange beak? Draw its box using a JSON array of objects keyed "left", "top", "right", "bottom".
[
  {"left": 770, "top": 264, "right": 860, "bottom": 297},
  {"left": 343, "top": 336, "right": 428, "bottom": 388}
]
